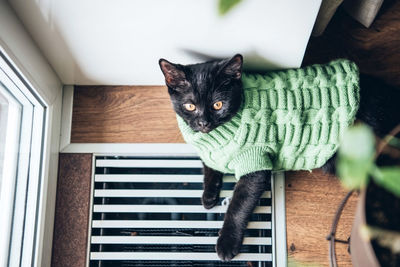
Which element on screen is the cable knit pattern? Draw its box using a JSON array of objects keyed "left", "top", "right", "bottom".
[{"left": 177, "top": 59, "right": 360, "bottom": 179}]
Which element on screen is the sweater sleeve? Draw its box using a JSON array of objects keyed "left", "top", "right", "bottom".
[{"left": 231, "top": 147, "right": 273, "bottom": 179}]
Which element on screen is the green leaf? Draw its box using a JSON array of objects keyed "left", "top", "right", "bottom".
[
  {"left": 339, "top": 124, "right": 375, "bottom": 160},
  {"left": 373, "top": 167, "right": 400, "bottom": 197},
  {"left": 337, "top": 124, "right": 375, "bottom": 190},
  {"left": 218, "top": 0, "right": 242, "bottom": 16},
  {"left": 337, "top": 156, "right": 371, "bottom": 189}
]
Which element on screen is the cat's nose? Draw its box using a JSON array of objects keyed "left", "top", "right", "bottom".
[{"left": 198, "top": 121, "right": 210, "bottom": 129}]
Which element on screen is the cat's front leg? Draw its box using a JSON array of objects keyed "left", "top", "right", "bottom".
[
  {"left": 216, "top": 170, "right": 270, "bottom": 261},
  {"left": 202, "top": 163, "right": 224, "bottom": 209}
]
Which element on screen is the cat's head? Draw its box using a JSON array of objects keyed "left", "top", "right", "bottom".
[{"left": 159, "top": 54, "right": 243, "bottom": 133}]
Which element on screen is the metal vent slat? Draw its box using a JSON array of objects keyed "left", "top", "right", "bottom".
[
  {"left": 93, "top": 204, "right": 271, "bottom": 214},
  {"left": 89, "top": 156, "right": 274, "bottom": 266},
  {"left": 91, "top": 236, "right": 272, "bottom": 245},
  {"left": 95, "top": 174, "right": 237, "bottom": 183},
  {"left": 92, "top": 220, "right": 271, "bottom": 229},
  {"left": 91, "top": 252, "right": 272, "bottom": 261},
  {"left": 94, "top": 189, "right": 271, "bottom": 198},
  {"left": 96, "top": 159, "right": 203, "bottom": 168}
]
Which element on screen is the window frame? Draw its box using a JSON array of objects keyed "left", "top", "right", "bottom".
[
  {"left": 0, "top": 17, "right": 62, "bottom": 266},
  {"left": 0, "top": 49, "right": 47, "bottom": 267}
]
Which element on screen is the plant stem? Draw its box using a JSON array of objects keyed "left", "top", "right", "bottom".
[{"left": 375, "top": 124, "right": 400, "bottom": 160}]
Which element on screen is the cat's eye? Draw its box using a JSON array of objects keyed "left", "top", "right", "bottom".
[
  {"left": 184, "top": 103, "right": 196, "bottom": 111},
  {"left": 213, "top": 101, "right": 223, "bottom": 110}
]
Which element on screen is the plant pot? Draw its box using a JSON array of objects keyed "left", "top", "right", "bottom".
[{"left": 350, "top": 187, "right": 380, "bottom": 267}]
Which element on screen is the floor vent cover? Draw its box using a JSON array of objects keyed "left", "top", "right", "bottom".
[{"left": 88, "top": 155, "right": 284, "bottom": 267}]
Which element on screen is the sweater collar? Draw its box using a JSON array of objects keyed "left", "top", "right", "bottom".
[{"left": 176, "top": 110, "right": 243, "bottom": 149}]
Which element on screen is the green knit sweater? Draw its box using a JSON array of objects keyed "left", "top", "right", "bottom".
[{"left": 177, "top": 59, "right": 360, "bottom": 179}]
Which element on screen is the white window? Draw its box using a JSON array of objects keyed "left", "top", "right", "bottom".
[
  {"left": 0, "top": 51, "right": 45, "bottom": 267},
  {"left": 1, "top": 2, "right": 63, "bottom": 265}
]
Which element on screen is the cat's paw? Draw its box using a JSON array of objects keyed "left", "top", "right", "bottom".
[
  {"left": 202, "top": 191, "right": 219, "bottom": 209},
  {"left": 216, "top": 232, "right": 242, "bottom": 261}
]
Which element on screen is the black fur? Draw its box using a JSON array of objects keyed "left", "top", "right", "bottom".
[
  {"left": 216, "top": 170, "right": 270, "bottom": 261},
  {"left": 159, "top": 55, "right": 400, "bottom": 261},
  {"left": 202, "top": 164, "right": 223, "bottom": 209},
  {"left": 357, "top": 74, "right": 400, "bottom": 136}
]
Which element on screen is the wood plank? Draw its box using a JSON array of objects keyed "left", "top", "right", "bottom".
[
  {"left": 285, "top": 170, "right": 358, "bottom": 266},
  {"left": 52, "top": 153, "right": 92, "bottom": 267},
  {"left": 71, "top": 85, "right": 184, "bottom": 143}
]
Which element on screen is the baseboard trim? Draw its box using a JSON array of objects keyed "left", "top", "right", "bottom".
[{"left": 59, "top": 85, "right": 74, "bottom": 151}]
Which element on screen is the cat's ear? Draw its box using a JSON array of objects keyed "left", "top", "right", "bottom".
[
  {"left": 159, "top": 59, "right": 188, "bottom": 88},
  {"left": 220, "top": 54, "right": 243, "bottom": 80}
]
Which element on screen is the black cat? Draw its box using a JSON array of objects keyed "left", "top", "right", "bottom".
[{"left": 159, "top": 54, "right": 400, "bottom": 261}]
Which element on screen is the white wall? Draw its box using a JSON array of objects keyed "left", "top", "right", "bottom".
[
  {"left": 0, "top": 0, "right": 62, "bottom": 104},
  {"left": 9, "top": 0, "right": 321, "bottom": 85}
]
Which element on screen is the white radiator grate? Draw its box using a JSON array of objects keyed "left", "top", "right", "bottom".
[{"left": 88, "top": 155, "right": 285, "bottom": 267}]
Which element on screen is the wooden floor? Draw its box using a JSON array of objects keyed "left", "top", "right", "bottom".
[
  {"left": 71, "top": 85, "right": 183, "bottom": 143},
  {"left": 68, "top": 3, "right": 400, "bottom": 266},
  {"left": 285, "top": 171, "right": 357, "bottom": 266}
]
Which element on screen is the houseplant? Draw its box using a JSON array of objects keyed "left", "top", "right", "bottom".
[{"left": 336, "top": 123, "right": 400, "bottom": 266}]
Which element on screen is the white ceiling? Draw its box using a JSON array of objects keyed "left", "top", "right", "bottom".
[{"left": 9, "top": 0, "right": 321, "bottom": 85}]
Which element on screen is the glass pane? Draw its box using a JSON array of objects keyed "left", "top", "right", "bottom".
[
  {"left": 0, "top": 88, "right": 8, "bottom": 192},
  {"left": 0, "top": 82, "right": 22, "bottom": 266}
]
